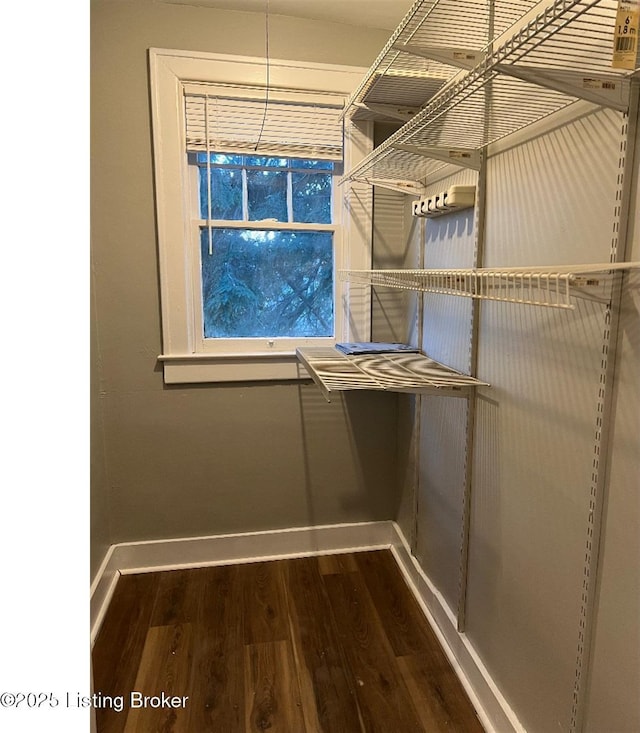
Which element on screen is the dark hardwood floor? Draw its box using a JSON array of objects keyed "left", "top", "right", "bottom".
[{"left": 92, "top": 549, "right": 485, "bottom": 732}]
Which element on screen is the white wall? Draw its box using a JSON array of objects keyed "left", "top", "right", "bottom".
[
  {"left": 414, "top": 99, "right": 640, "bottom": 731},
  {"left": 413, "top": 167, "right": 479, "bottom": 611},
  {"left": 370, "top": 177, "right": 422, "bottom": 551},
  {"left": 584, "top": 92, "right": 640, "bottom": 733}
]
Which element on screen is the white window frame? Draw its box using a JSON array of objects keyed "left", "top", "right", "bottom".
[{"left": 149, "top": 48, "right": 373, "bottom": 384}]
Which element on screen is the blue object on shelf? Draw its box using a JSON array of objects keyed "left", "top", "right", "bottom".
[{"left": 335, "top": 342, "right": 420, "bottom": 356}]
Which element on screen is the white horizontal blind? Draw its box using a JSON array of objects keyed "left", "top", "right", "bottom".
[{"left": 184, "top": 83, "right": 345, "bottom": 160}]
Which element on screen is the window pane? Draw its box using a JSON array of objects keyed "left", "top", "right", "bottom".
[
  {"left": 290, "top": 159, "right": 334, "bottom": 170},
  {"left": 292, "top": 172, "right": 332, "bottom": 223},
  {"left": 247, "top": 170, "right": 287, "bottom": 221},
  {"left": 200, "top": 167, "right": 243, "bottom": 220},
  {"left": 200, "top": 228, "right": 333, "bottom": 338},
  {"left": 196, "top": 153, "right": 244, "bottom": 165},
  {"left": 245, "top": 156, "right": 288, "bottom": 168}
]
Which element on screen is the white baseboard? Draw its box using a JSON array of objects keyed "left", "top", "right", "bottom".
[
  {"left": 389, "top": 524, "right": 526, "bottom": 733},
  {"left": 89, "top": 544, "right": 120, "bottom": 649},
  {"left": 90, "top": 519, "right": 524, "bottom": 733},
  {"left": 90, "top": 520, "right": 396, "bottom": 643}
]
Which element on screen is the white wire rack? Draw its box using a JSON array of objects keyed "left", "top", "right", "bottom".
[
  {"left": 297, "top": 347, "right": 489, "bottom": 402},
  {"left": 342, "top": 0, "right": 640, "bottom": 190},
  {"left": 342, "top": 0, "right": 540, "bottom": 122},
  {"left": 340, "top": 262, "right": 640, "bottom": 309}
]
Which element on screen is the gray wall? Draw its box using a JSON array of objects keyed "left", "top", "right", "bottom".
[
  {"left": 90, "top": 257, "right": 111, "bottom": 580},
  {"left": 90, "top": 0, "right": 400, "bottom": 579}
]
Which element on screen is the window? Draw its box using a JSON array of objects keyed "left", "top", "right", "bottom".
[
  {"left": 195, "top": 155, "right": 335, "bottom": 341},
  {"left": 149, "top": 49, "right": 372, "bottom": 383}
]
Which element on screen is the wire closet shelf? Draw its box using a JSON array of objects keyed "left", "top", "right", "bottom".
[
  {"left": 296, "top": 347, "right": 490, "bottom": 402},
  {"left": 341, "top": 0, "right": 640, "bottom": 191},
  {"left": 341, "top": 0, "right": 539, "bottom": 122},
  {"left": 340, "top": 262, "right": 640, "bottom": 309}
]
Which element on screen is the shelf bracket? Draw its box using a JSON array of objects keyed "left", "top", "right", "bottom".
[
  {"left": 494, "top": 64, "right": 631, "bottom": 112},
  {"left": 353, "top": 101, "right": 421, "bottom": 122},
  {"left": 392, "top": 43, "right": 484, "bottom": 71},
  {"left": 391, "top": 143, "right": 482, "bottom": 170},
  {"left": 356, "top": 177, "right": 425, "bottom": 196}
]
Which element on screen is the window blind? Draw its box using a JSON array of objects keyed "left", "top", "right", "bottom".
[{"left": 183, "top": 83, "right": 345, "bottom": 161}]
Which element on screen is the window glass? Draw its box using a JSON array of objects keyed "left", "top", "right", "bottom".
[
  {"left": 290, "top": 159, "right": 333, "bottom": 170},
  {"left": 200, "top": 228, "right": 334, "bottom": 338},
  {"left": 246, "top": 156, "right": 288, "bottom": 168},
  {"left": 196, "top": 153, "right": 244, "bottom": 166},
  {"left": 196, "top": 154, "right": 337, "bottom": 341},
  {"left": 199, "top": 167, "right": 243, "bottom": 220},
  {"left": 292, "top": 171, "right": 332, "bottom": 223},
  {"left": 247, "top": 170, "right": 288, "bottom": 221}
]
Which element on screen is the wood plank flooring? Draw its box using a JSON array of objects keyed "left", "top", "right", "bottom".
[{"left": 92, "top": 550, "right": 485, "bottom": 733}]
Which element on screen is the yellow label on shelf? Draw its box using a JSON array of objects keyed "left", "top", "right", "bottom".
[{"left": 612, "top": 0, "right": 640, "bottom": 70}]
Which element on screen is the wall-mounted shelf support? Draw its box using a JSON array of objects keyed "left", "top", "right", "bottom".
[
  {"left": 353, "top": 101, "right": 421, "bottom": 122},
  {"left": 493, "top": 64, "right": 631, "bottom": 112},
  {"left": 357, "top": 178, "right": 426, "bottom": 196},
  {"left": 391, "top": 43, "right": 484, "bottom": 70},
  {"left": 391, "top": 144, "right": 482, "bottom": 170}
]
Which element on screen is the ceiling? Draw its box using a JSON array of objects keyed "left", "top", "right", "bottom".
[{"left": 158, "top": 0, "right": 415, "bottom": 31}]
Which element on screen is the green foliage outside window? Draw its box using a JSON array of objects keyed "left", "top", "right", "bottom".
[
  {"left": 196, "top": 155, "right": 335, "bottom": 339},
  {"left": 200, "top": 229, "right": 333, "bottom": 338}
]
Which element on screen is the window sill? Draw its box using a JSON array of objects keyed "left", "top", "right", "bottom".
[{"left": 158, "top": 352, "right": 311, "bottom": 384}]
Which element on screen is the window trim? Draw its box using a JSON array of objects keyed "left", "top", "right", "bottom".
[{"left": 149, "top": 48, "right": 373, "bottom": 384}]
